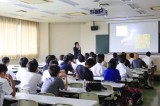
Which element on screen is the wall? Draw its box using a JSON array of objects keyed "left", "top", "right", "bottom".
[
  {"left": 49, "top": 23, "right": 81, "bottom": 58},
  {"left": 80, "top": 22, "right": 109, "bottom": 54},
  {"left": 37, "top": 22, "right": 49, "bottom": 64}
]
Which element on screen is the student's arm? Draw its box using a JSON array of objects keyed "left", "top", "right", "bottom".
[
  {"left": 142, "top": 60, "right": 148, "bottom": 68},
  {"left": 117, "top": 70, "right": 121, "bottom": 81},
  {"left": 5, "top": 74, "right": 16, "bottom": 96}
]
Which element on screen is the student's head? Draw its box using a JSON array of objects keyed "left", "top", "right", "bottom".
[
  {"left": 118, "top": 56, "right": 126, "bottom": 63},
  {"left": 49, "top": 60, "right": 58, "bottom": 66},
  {"left": 96, "top": 54, "right": 103, "bottom": 63},
  {"left": 74, "top": 42, "right": 79, "bottom": 48},
  {"left": 28, "top": 59, "right": 38, "bottom": 73},
  {"left": 89, "top": 52, "right": 94, "bottom": 57},
  {"left": 59, "top": 55, "right": 64, "bottom": 61},
  {"left": 108, "top": 59, "right": 117, "bottom": 69},
  {"left": 2, "top": 57, "right": 10, "bottom": 65},
  {"left": 84, "top": 53, "right": 89, "bottom": 61},
  {"left": 46, "top": 55, "right": 56, "bottom": 66},
  {"left": 113, "top": 52, "right": 118, "bottom": 58},
  {"left": 63, "top": 55, "right": 70, "bottom": 63},
  {"left": 130, "top": 53, "right": 134, "bottom": 58},
  {"left": 49, "top": 65, "right": 60, "bottom": 77},
  {"left": 100, "top": 54, "right": 105, "bottom": 61},
  {"left": 146, "top": 51, "right": 151, "bottom": 57},
  {"left": 45, "top": 55, "right": 50, "bottom": 64},
  {"left": 19, "top": 57, "right": 28, "bottom": 67},
  {"left": 68, "top": 53, "right": 74, "bottom": 62},
  {"left": 0, "top": 64, "right": 8, "bottom": 78},
  {"left": 85, "top": 58, "right": 96, "bottom": 68},
  {"left": 78, "top": 54, "right": 85, "bottom": 62}
]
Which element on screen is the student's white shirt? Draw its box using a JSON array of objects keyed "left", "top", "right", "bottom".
[
  {"left": 58, "top": 60, "right": 64, "bottom": 65},
  {"left": 0, "top": 77, "right": 12, "bottom": 95},
  {"left": 129, "top": 58, "right": 134, "bottom": 65},
  {"left": 91, "top": 63, "right": 106, "bottom": 77},
  {"left": 76, "top": 60, "right": 85, "bottom": 66},
  {"left": 6, "top": 69, "right": 16, "bottom": 80},
  {"left": 71, "top": 62, "right": 77, "bottom": 71},
  {"left": 20, "top": 71, "right": 42, "bottom": 93},
  {"left": 142, "top": 56, "right": 152, "bottom": 68},
  {"left": 16, "top": 67, "right": 28, "bottom": 81},
  {"left": 41, "top": 70, "right": 51, "bottom": 82},
  {"left": 116, "top": 63, "right": 133, "bottom": 79}
]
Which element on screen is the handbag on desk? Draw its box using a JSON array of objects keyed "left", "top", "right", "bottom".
[{"left": 86, "top": 82, "right": 106, "bottom": 92}]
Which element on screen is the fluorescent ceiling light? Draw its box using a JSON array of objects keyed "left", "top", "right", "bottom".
[
  {"left": 0, "top": 0, "right": 10, "bottom": 3},
  {"left": 66, "top": 12, "right": 87, "bottom": 16}
]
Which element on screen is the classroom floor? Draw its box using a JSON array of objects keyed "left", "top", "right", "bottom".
[{"left": 142, "top": 80, "right": 160, "bottom": 106}]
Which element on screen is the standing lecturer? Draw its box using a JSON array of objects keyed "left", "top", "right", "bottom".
[{"left": 73, "top": 42, "right": 81, "bottom": 60}]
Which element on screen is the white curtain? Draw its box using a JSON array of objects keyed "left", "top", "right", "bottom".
[
  {"left": 20, "top": 20, "right": 39, "bottom": 58},
  {"left": 0, "top": 16, "right": 39, "bottom": 59},
  {"left": 0, "top": 17, "right": 18, "bottom": 59}
]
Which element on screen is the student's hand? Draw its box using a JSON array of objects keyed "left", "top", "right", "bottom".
[{"left": 58, "top": 72, "right": 67, "bottom": 78}]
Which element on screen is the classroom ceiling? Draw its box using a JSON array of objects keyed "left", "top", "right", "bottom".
[{"left": 0, "top": 0, "right": 160, "bottom": 22}]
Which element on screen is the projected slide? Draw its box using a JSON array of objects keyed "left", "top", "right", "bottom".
[{"left": 109, "top": 21, "right": 158, "bottom": 53}]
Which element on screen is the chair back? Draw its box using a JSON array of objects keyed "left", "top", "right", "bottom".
[
  {"left": 79, "top": 92, "right": 99, "bottom": 106},
  {"left": 70, "top": 83, "right": 83, "bottom": 88},
  {"left": 18, "top": 99, "right": 38, "bottom": 106}
]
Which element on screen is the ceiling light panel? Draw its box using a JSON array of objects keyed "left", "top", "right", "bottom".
[
  {"left": 18, "top": 0, "right": 53, "bottom": 4},
  {"left": 41, "top": 10, "right": 56, "bottom": 15},
  {"left": 15, "top": 4, "right": 37, "bottom": 9},
  {"left": 59, "top": 0, "right": 79, "bottom": 6}
]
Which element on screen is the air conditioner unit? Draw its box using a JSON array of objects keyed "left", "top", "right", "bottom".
[{"left": 18, "top": 0, "right": 52, "bottom": 4}]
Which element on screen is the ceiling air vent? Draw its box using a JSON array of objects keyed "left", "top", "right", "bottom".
[{"left": 18, "top": 0, "right": 53, "bottom": 4}]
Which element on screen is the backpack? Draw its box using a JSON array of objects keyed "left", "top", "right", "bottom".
[{"left": 126, "top": 88, "right": 143, "bottom": 105}]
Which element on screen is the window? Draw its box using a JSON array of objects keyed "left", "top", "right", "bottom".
[{"left": 0, "top": 16, "right": 39, "bottom": 59}]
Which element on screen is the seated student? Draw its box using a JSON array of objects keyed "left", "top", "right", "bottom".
[
  {"left": 76, "top": 58, "right": 95, "bottom": 81},
  {"left": 2, "top": 57, "right": 15, "bottom": 79},
  {"left": 19, "top": 59, "right": 42, "bottom": 93},
  {"left": 0, "top": 64, "right": 16, "bottom": 96},
  {"left": 91, "top": 54, "right": 106, "bottom": 77},
  {"left": 60, "top": 55, "right": 73, "bottom": 74},
  {"left": 58, "top": 55, "right": 64, "bottom": 65},
  {"left": 104, "top": 60, "right": 121, "bottom": 83},
  {"left": 101, "top": 54, "right": 108, "bottom": 68},
  {"left": 129, "top": 53, "right": 134, "bottom": 66},
  {"left": 41, "top": 65, "right": 68, "bottom": 96},
  {"left": 68, "top": 53, "right": 77, "bottom": 71},
  {"left": 132, "top": 54, "right": 148, "bottom": 69},
  {"left": 110, "top": 52, "right": 119, "bottom": 64},
  {"left": 16, "top": 57, "right": 28, "bottom": 80},
  {"left": 142, "top": 51, "right": 153, "bottom": 69},
  {"left": 84, "top": 53, "right": 89, "bottom": 61},
  {"left": 42, "top": 60, "right": 59, "bottom": 82},
  {"left": 121, "top": 52, "right": 131, "bottom": 68},
  {"left": 76, "top": 54, "right": 85, "bottom": 66},
  {"left": 116, "top": 56, "right": 133, "bottom": 79},
  {"left": 43, "top": 55, "right": 56, "bottom": 72}
]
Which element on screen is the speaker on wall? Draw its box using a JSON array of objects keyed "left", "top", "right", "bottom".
[{"left": 91, "top": 26, "right": 98, "bottom": 31}]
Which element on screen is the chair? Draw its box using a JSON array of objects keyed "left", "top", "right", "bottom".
[
  {"left": 38, "top": 93, "right": 55, "bottom": 96},
  {"left": 17, "top": 99, "right": 38, "bottom": 106},
  {"left": 79, "top": 92, "right": 99, "bottom": 106},
  {"left": 70, "top": 83, "right": 83, "bottom": 88},
  {"left": 103, "top": 85, "right": 117, "bottom": 105},
  {"left": 54, "top": 103, "right": 73, "bottom": 106},
  {"left": 19, "top": 89, "right": 30, "bottom": 94}
]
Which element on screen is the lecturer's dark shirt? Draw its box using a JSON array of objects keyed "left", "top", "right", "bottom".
[{"left": 73, "top": 47, "right": 81, "bottom": 59}]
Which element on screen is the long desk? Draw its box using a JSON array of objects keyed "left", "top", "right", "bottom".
[
  {"left": 4, "top": 93, "right": 97, "bottom": 106},
  {"left": 68, "top": 80, "right": 125, "bottom": 88},
  {"left": 60, "top": 87, "right": 114, "bottom": 96}
]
